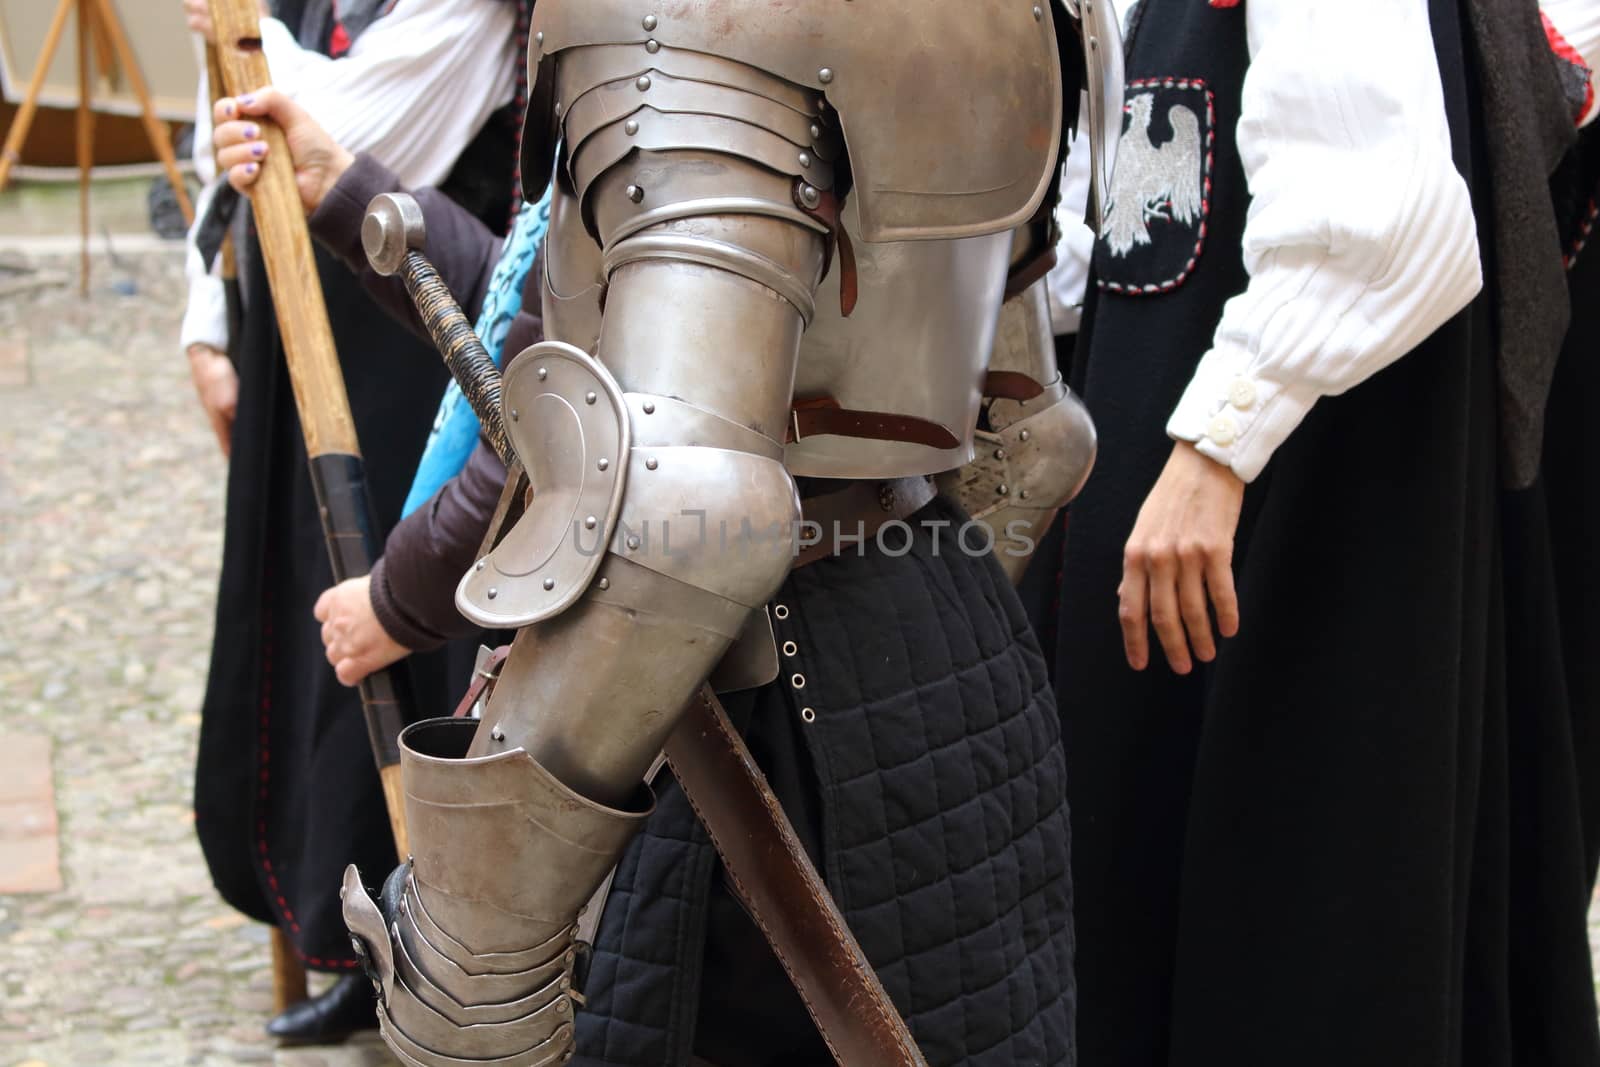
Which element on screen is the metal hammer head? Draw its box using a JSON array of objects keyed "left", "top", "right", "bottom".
[{"left": 363, "top": 193, "right": 426, "bottom": 277}]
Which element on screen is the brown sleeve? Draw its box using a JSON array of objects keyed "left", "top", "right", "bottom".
[
  {"left": 310, "top": 152, "right": 504, "bottom": 336},
  {"left": 368, "top": 441, "right": 512, "bottom": 652}
]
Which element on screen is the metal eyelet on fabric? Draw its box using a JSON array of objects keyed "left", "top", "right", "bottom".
[
  {"left": 791, "top": 673, "right": 806, "bottom": 689},
  {"left": 801, "top": 707, "right": 817, "bottom": 723},
  {"left": 774, "top": 604, "right": 790, "bottom": 619},
  {"left": 783, "top": 640, "right": 798, "bottom": 656}
]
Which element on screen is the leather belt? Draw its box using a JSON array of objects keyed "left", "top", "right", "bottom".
[
  {"left": 793, "top": 476, "right": 938, "bottom": 570},
  {"left": 787, "top": 397, "right": 961, "bottom": 451}
]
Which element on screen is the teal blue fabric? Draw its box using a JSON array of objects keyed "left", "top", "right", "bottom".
[{"left": 401, "top": 189, "right": 551, "bottom": 517}]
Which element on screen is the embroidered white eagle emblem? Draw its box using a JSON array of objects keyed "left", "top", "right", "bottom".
[{"left": 1103, "top": 92, "right": 1204, "bottom": 257}]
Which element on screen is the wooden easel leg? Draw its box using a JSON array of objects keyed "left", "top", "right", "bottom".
[
  {"left": 75, "top": 0, "right": 95, "bottom": 294},
  {"left": 0, "top": 0, "right": 76, "bottom": 194},
  {"left": 88, "top": 0, "right": 194, "bottom": 225},
  {"left": 269, "top": 927, "right": 309, "bottom": 1013}
]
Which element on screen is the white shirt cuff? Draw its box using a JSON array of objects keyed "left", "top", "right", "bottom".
[{"left": 1166, "top": 343, "right": 1321, "bottom": 482}]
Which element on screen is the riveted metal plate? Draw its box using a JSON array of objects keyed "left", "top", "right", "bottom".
[
  {"left": 457, "top": 342, "right": 630, "bottom": 629},
  {"left": 527, "top": 2, "right": 1063, "bottom": 240}
]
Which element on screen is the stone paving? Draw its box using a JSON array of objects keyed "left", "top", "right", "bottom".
[{"left": 0, "top": 246, "right": 392, "bottom": 1066}]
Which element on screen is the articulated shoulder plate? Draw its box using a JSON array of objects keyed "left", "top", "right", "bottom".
[
  {"left": 526, "top": 0, "right": 1064, "bottom": 242},
  {"left": 457, "top": 343, "right": 630, "bottom": 629}
]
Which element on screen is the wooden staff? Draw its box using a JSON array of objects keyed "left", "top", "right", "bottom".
[{"left": 207, "top": 0, "right": 411, "bottom": 858}]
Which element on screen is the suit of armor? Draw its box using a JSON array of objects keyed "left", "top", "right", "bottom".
[{"left": 343, "top": 3, "right": 1119, "bottom": 1063}]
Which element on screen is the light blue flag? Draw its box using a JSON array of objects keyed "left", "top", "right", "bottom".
[{"left": 402, "top": 189, "right": 553, "bottom": 517}]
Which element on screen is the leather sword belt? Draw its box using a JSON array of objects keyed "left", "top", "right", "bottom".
[{"left": 786, "top": 374, "right": 1048, "bottom": 451}]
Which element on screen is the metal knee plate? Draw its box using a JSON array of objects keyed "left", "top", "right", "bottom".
[{"left": 458, "top": 342, "right": 631, "bottom": 630}]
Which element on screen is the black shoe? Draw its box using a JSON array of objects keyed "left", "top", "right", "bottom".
[{"left": 265, "top": 973, "right": 378, "bottom": 1045}]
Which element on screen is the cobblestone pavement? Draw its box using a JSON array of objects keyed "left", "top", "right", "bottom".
[
  {"left": 0, "top": 248, "right": 391, "bottom": 1066},
  {"left": 2, "top": 240, "right": 1600, "bottom": 1067}
]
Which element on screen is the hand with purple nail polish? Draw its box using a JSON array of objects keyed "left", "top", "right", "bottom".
[{"left": 211, "top": 87, "right": 353, "bottom": 213}]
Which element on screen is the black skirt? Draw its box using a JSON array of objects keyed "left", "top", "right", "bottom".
[{"left": 193, "top": 231, "right": 480, "bottom": 970}]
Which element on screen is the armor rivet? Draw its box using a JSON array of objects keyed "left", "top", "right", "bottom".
[
  {"left": 510, "top": 409, "right": 520, "bottom": 422},
  {"left": 774, "top": 604, "right": 790, "bottom": 619},
  {"left": 997, "top": 484, "right": 1010, "bottom": 495},
  {"left": 791, "top": 673, "right": 806, "bottom": 689},
  {"left": 487, "top": 587, "right": 499, "bottom": 599},
  {"left": 625, "top": 119, "right": 639, "bottom": 136},
  {"left": 1020, "top": 489, "right": 1031, "bottom": 500},
  {"left": 642, "top": 13, "right": 657, "bottom": 29},
  {"left": 626, "top": 184, "right": 645, "bottom": 204},
  {"left": 646, "top": 457, "right": 659, "bottom": 471},
  {"left": 783, "top": 641, "right": 798, "bottom": 657},
  {"left": 558, "top": 999, "right": 571, "bottom": 1015},
  {"left": 810, "top": 124, "right": 822, "bottom": 141},
  {"left": 1018, "top": 429, "right": 1031, "bottom": 442},
  {"left": 585, "top": 391, "right": 597, "bottom": 405},
  {"left": 1033, "top": 5, "right": 1043, "bottom": 20},
  {"left": 538, "top": 366, "right": 548, "bottom": 380},
  {"left": 627, "top": 535, "right": 641, "bottom": 550},
  {"left": 491, "top": 725, "right": 505, "bottom": 741},
  {"left": 535, "top": 30, "right": 544, "bottom": 44},
  {"left": 818, "top": 67, "right": 833, "bottom": 84},
  {"left": 798, "top": 152, "right": 812, "bottom": 168},
  {"left": 645, "top": 38, "right": 660, "bottom": 53},
  {"left": 598, "top": 458, "right": 610, "bottom": 471},
  {"left": 636, "top": 75, "right": 652, "bottom": 91},
  {"left": 475, "top": 559, "right": 486, "bottom": 571},
  {"left": 801, "top": 707, "right": 817, "bottom": 723},
  {"left": 642, "top": 401, "right": 655, "bottom": 414},
  {"left": 543, "top": 578, "right": 556, "bottom": 591},
  {"left": 994, "top": 448, "right": 1007, "bottom": 460},
  {"left": 555, "top": 102, "right": 563, "bottom": 117},
  {"left": 585, "top": 516, "right": 597, "bottom": 530},
  {"left": 800, "top": 184, "right": 821, "bottom": 209},
  {"left": 598, "top": 578, "right": 611, "bottom": 590}
]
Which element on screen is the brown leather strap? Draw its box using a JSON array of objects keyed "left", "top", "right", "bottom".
[
  {"left": 793, "top": 476, "right": 938, "bottom": 570},
  {"left": 665, "top": 688, "right": 928, "bottom": 1067},
  {"left": 794, "top": 182, "right": 859, "bottom": 317},
  {"left": 983, "top": 370, "right": 1047, "bottom": 402},
  {"left": 1004, "top": 244, "right": 1059, "bottom": 301},
  {"left": 788, "top": 396, "right": 961, "bottom": 450},
  {"left": 451, "top": 646, "right": 511, "bottom": 719}
]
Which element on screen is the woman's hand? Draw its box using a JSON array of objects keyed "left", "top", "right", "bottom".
[
  {"left": 212, "top": 88, "right": 354, "bottom": 214},
  {"left": 1119, "top": 441, "right": 1245, "bottom": 674},
  {"left": 314, "top": 576, "right": 411, "bottom": 687},
  {"left": 186, "top": 343, "right": 238, "bottom": 458}
]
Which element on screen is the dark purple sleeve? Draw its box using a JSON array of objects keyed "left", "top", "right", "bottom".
[
  {"left": 310, "top": 152, "right": 503, "bottom": 333},
  {"left": 368, "top": 441, "right": 512, "bottom": 652}
]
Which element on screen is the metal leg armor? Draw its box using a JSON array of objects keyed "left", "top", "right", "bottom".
[
  {"left": 938, "top": 278, "right": 1098, "bottom": 584},
  {"left": 345, "top": 45, "right": 829, "bottom": 1067}
]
